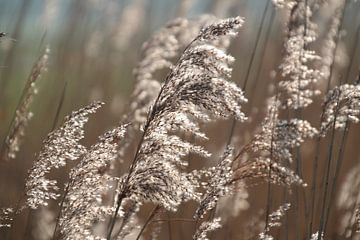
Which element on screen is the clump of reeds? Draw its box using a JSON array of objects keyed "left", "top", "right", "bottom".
[{"left": 0, "top": 1, "right": 360, "bottom": 240}]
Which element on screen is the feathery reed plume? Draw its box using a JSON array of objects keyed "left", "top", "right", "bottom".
[
  {"left": 2, "top": 47, "right": 50, "bottom": 160},
  {"left": 58, "top": 125, "right": 127, "bottom": 240},
  {"left": 193, "top": 217, "right": 221, "bottom": 240},
  {"left": 320, "top": 83, "right": 360, "bottom": 136},
  {"left": 25, "top": 102, "right": 104, "bottom": 210},
  {"left": 0, "top": 102, "right": 103, "bottom": 228},
  {"left": 107, "top": 16, "right": 246, "bottom": 239},
  {"left": 317, "top": 81, "right": 360, "bottom": 236},
  {"left": 128, "top": 15, "right": 231, "bottom": 128},
  {"left": 194, "top": 147, "right": 234, "bottom": 219},
  {"left": 274, "top": 0, "right": 322, "bottom": 109},
  {"left": 234, "top": 157, "right": 306, "bottom": 187},
  {"left": 108, "top": 16, "right": 238, "bottom": 189},
  {"left": 128, "top": 17, "right": 189, "bottom": 127},
  {"left": 231, "top": 97, "right": 314, "bottom": 186},
  {"left": 111, "top": 16, "right": 239, "bottom": 234},
  {"left": 123, "top": 16, "right": 245, "bottom": 208},
  {"left": 116, "top": 17, "right": 193, "bottom": 167},
  {"left": 194, "top": 94, "right": 311, "bottom": 236},
  {"left": 194, "top": 102, "right": 311, "bottom": 220},
  {"left": 118, "top": 15, "right": 229, "bottom": 162},
  {"left": 259, "top": 203, "right": 291, "bottom": 239},
  {"left": 251, "top": 98, "right": 317, "bottom": 164}
]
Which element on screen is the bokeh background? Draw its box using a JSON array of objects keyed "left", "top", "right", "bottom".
[{"left": 0, "top": 0, "right": 360, "bottom": 239}]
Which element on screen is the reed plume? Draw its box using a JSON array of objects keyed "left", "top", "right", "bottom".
[
  {"left": 58, "top": 125, "right": 127, "bottom": 240},
  {"left": 107, "top": 16, "right": 246, "bottom": 239},
  {"left": 259, "top": 203, "right": 291, "bottom": 240},
  {"left": 25, "top": 102, "right": 104, "bottom": 210},
  {"left": 2, "top": 47, "right": 50, "bottom": 161},
  {"left": 320, "top": 83, "right": 360, "bottom": 136}
]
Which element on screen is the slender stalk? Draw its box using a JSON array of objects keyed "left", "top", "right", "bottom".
[
  {"left": 241, "top": 0, "right": 271, "bottom": 93},
  {"left": 264, "top": 94, "right": 279, "bottom": 232},
  {"left": 135, "top": 205, "right": 160, "bottom": 240},
  {"left": 167, "top": 212, "right": 173, "bottom": 240},
  {"left": 51, "top": 81, "right": 67, "bottom": 131},
  {"left": 335, "top": 74, "right": 360, "bottom": 239},
  {"left": 152, "top": 218, "right": 196, "bottom": 223},
  {"left": 284, "top": 188, "right": 289, "bottom": 240},
  {"left": 264, "top": 179, "right": 273, "bottom": 231},
  {"left": 316, "top": 5, "right": 347, "bottom": 238},
  {"left": 106, "top": 191, "right": 126, "bottom": 240},
  {"left": 307, "top": 133, "right": 322, "bottom": 236},
  {"left": 106, "top": 59, "right": 172, "bottom": 239},
  {"left": 111, "top": 201, "right": 138, "bottom": 239},
  {"left": 22, "top": 208, "right": 34, "bottom": 240},
  {"left": 106, "top": 101, "right": 159, "bottom": 238},
  {"left": 52, "top": 182, "right": 71, "bottom": 240},
  {"left": 248, "top": 7, "right": 275, "bottom": 105},
  {"left": 308, "top": 5, "right": 346, "bottom": 237},
  {"left": 317, "top": 97, "right": 340, "bottom": 239},
  {"left": 226, "top": 0, "right": 271, "bottom": 144},
  {"left": 342, "top": 26, "right": 359, "bottom": 85},
  {"left": 323, "top": 122, "right": 350, "bottom": 233}
]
